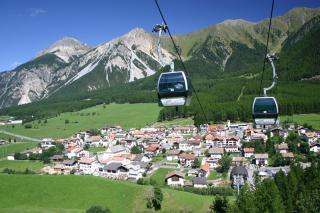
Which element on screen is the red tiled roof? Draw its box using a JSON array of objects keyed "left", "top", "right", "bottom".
[
  {"left": 243, "top": 148, "right": 254, "bottom": 153},
  {"left": 200, "top": 163, "right": 210, "bottom": 172},
  {"left": 208, "top": 125, "right": 225, "bottom": 132},
  {"left": 179, "top": 153, "right": 195, "bottom": 160},
  {"left": 145, "top": 144, "right": 159, "bottom": 152}
]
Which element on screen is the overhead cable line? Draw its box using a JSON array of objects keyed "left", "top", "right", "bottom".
[
  {"left": 154, "top": 0, "right": 209, "bottom": 124},
  {"left": 259, "top": 0, "right": 275, "bottom": 96}
]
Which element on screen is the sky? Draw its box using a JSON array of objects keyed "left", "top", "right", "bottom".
[{"left": 1, "top": 0, "right": 319, "bottom": 71}]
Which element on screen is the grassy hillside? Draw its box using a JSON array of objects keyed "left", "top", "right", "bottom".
[
  {"left": 0, "top": 174, "right": 213, "bottom": 213},
  {"left": 0, "top": 142, "right": 38, "bottom": 159},
  {"left": 0, "top": 103, "right": 161, "bottom": 139},
  {"left": 0, "top": 160, "right": 44, "bottom": 173},
  {"left": 281, "top": 113, "right": 320, "bottom": 129}
]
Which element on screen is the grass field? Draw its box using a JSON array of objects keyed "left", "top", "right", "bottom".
[
  {"left": 152, "top": 117, "right": 194, "bottom": 127},
  {"left": 281, "top": 113, "right": 320, "bottom": 129},
  {"left": 0, "top": 132, "right": 31, "bottom": 143},
  {"left": 0, "top": 103, "right": 161, "bottom": 139},
  {"left": 88, "top": 147, "right": 105, "bottom": 154},
  {"left": 0, "top": 174, "right": 213, "bottom": 213},
  {"left": 0, "top": 160, "right": 44, "bottom": 173},
  {"left": 208, "top": 171, "right": 224, "bottom": 180},
  {"left": 0, "top": 142, "right": 38, "bottom": 159},
  {"left": 149, "top": 168, "right": 175, "bottom": 187}
]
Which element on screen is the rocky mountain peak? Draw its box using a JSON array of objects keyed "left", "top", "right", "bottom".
[
  {"left": 219, "top": 19, "right": 255, "bottom": 27},
  {"left": 37, "top": 36, "right": 92, "bottom": 63}
]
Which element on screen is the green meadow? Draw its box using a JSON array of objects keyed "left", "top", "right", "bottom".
[
  {"left": 281, "top": 113, "right": 320, "bottom": 129},
  {"left": 0, "top": 160, "right": 44, "bottom": 173},
  {"left": 0, "top": 103, "right": 161, "bottom": 139},
  {"left": 149, "top": 168, "right": 175, "bottom": 187},
  {"left": 0, "top": 174, "right": 213, "bottom": 213},
  {"left": 0, "top": 142, "right": 38, "bottom": 159}
]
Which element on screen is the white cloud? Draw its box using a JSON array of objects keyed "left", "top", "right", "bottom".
[
  {"left": 26, "top": 8, "right": 47, "bottom": 17},
  {"left": 11, "top": 61, "right": 21, "bottom": 69}
]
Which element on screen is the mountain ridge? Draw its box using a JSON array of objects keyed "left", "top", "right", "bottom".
[{"left": 0, "top": 7, "right": 319, "bottom": 109}]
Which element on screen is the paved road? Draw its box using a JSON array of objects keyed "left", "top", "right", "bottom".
[{"left": 0, "top": 130, "right": 41, "bottom": 142}]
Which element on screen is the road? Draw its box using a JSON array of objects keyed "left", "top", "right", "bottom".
[{"left": 0, "top": 130, "right": 41, "bottom": 142}]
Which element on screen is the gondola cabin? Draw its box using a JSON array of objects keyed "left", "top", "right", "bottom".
[
  {"left": 157, "top": 71, "right": 192, "bottom": 107},
  {"left": 252, "top": 97, "right": 279, "bottom": 125}
]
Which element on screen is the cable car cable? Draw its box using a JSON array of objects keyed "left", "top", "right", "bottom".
[
  {"left": 154, "top": 0, "right": 209, "bottom": 124},
  {"left": 259, "top": 0, "right": 275, "bottom": 96}
]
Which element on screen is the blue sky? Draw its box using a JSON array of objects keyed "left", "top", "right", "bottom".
[{"left": 1, "top": 0, "right": 319, "bottom": 71}]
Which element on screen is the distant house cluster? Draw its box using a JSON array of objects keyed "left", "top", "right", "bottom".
[{"left": 6, "top": 119, "right": 320, "bottom": 190}]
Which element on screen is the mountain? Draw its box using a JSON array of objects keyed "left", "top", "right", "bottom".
[
  {"left": 0, "top": 7, "right": 319, "bottom": 110},
  {"left": 161, "top": 7, "right": 320, "bottom": 78},
  {"left": 37, "top": 37, "right": 91, "bottom": 63},
  {"left": 0, "top": 28, "right": 173, "bottom": 108}
]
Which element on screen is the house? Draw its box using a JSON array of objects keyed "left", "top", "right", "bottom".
[
  {"left": 41, "top": 138, "right": 55, "bottom": 149},
  {"left": 179, "top": 153, "right": 195, "bottom": 167},
  {"left": 103, "top": 162, "right": 129, "bottom": 179},
  {"left": 53, "top": 164, "right": 65, "bottom": 174},
  {"left": 230, "top": 166, "right": 248, "bottom": 189},
  {"left": 192, "top": 177, "right": 208, "bottom": 188},
  {"left": 254, "top": 153, "right": 269, "bottom": 166},
  {"left": 103, "top": 145, "right": 127, "bottom": 158},
  {"left": 79, "top": 157, "right": 98, "bottom": 175},
  {"left": 127, "top": 161, "right": 149, "bottom": 180},
  {"left": 166, "top": 149, "right": 181, "bottom": 161},
  {"left": 192, "top": 147, "right": 206, "bottom": 157},
  {"left": 225, "top": 146, "right": 239, "bottom": 153},
  {"left": 243, "top": 148, "right": 254, "bottom": 158},
  {"left": 303, "top": 132, "right": 318, "bottom": 144},
  {"left": 144, "top": 144, "right": 160, "bottom": 156},
  {"left": 310, "top": 143, "right": 320, "bottom": 153},
  {"left": 165, "top": 171, "right": 185, "bottom": 187},
  {"left": 50, "top": 155, "right": 64, "bottom": 163},
  {"left": 207, "top": 125, "right": 226, "bottom": 133},
  {"left": 67, "top": 147, "right": 83, "bottom": 159},
  {"left": 281, "top": 152, "right": 294, "bottom": 159},
  {"left": 187, "top": 169, "right": 199, "bottom": 177},
  {"left": 208, "top": 147, "right": 224, "bottom": 159},
  {"left": 20, "top": 147, "right": 43, "bottom": 157},
  {"left": 62, "top": 159, "right": 78, "bottom": 170},
  {"left": 86, "top": 135, "right": 103, "bottom": 147},
  {"left": 270, "top": 128, "right": 288, "bottom": 139},
  {"left": 7, "top": 154, "right": 14, "bottom": 161},
  {"left": 199, "top": 163, "right": 210, "bottom": 178},
  {"left": 275, "top": 143, "right": 289, "bottom": 153},
  {"left": 232, "top": 157, "right": 249, "bottom": 166}
]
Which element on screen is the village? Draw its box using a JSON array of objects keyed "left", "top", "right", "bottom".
[{"left": 2, "top": 120, "right": 320, "bottom": 190}]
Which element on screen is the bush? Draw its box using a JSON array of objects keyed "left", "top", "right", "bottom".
[
  {"left": 137, "top": 178, "right": 144, "bottom": 185},
  {"left": 86, "top": 206, "right": 111, "bottom": 213},
  {"left": 24, "top": 124, "right": 32, "bottom": 129}
]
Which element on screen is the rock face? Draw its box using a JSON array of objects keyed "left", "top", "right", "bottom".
[
  {"left": 0, "top": 7, "right": 319, "bottom": 109},
  {"left": 0, "top": 28, "right": 174, "bottom": 108}
]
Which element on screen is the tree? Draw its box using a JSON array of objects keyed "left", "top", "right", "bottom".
[
  {"left": 55, "top": 143, "right": 65, "bottom": 154},
  {"left": 84, "top": 144, "right": 90, "bottom": 150},
  {"left": 192, "top": 158, "right": 201, "bottom": 168},
  {"left": 86, "top": 206, "right": 111, "bottom": 213},
  {"left": 218, "top": 154, "right": 231, "bottom": 173},
  {"left": 210, "top": 195, "right": 228, "bottom": 213},
  {"left": 255, "top": 179, "right": 285, "bottom": 213},
  {"left": 152, "top": 186, "right": 163, "bottom": 211},
  {"left": 130, "top": 145, "right": 142, "bottom": 154},
  {"left": 89, "top": 128, "right": 100, "bottom": 135},
  {"left": 236, "top": 184, "right": 257, "bottom": 213}
]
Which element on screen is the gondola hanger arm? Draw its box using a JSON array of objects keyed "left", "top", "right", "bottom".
[{"left": 263, "top": 53, "right": 278, "bottom": 96}]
